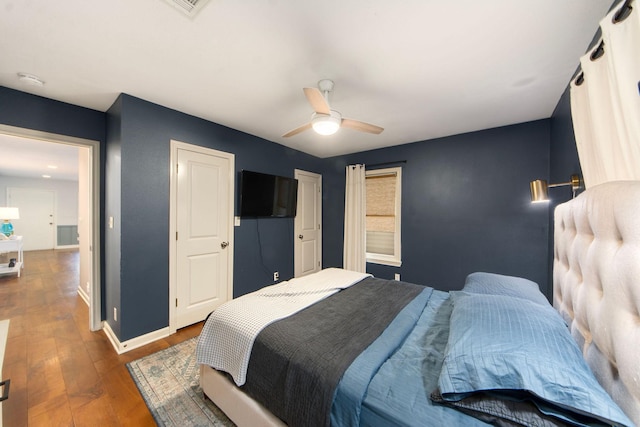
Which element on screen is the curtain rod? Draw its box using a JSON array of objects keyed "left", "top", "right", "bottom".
[
  {"left": 614, "top": 0, "right": 633, "bottom": 23},
  {"left": 366, "top": 160, "right": 407, "bottom": 168},
  {"left": 573, "top": 0, "right": 633, "bottom": 86}
]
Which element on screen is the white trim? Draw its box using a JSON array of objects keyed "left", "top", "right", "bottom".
[
  {"left": 169, "top": 140, "right": 235, "bottom": 334},
  {"left": 102, "top": 321, "right": 170, "bottom": 354},
  {"left": 0, "top": 124, "right": 102, "bottom": 332},
  {"left": 367, "top": 256, "right": 402, "bottom": 267},
  {"left": 56, "top": 244, "right": 80, "bottom": 250},
  {"left": 78, "top": 286, "right": 90, "bottom": 307}
]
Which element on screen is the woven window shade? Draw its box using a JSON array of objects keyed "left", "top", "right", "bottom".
[{"left": 366, "top": 173, "right": 396, "bottom": 233}]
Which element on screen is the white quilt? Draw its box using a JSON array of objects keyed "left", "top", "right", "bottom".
[{"left": 196, "top": 268, "right": 371, "bottom": 386}]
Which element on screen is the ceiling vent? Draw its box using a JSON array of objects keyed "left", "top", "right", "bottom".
[{"left": 163, "top": 0, "right": 210, "bottom": 18}]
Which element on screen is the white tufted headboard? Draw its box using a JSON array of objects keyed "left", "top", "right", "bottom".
[{"left": 554, "top": 181, "right": 640, "bottom": 425}]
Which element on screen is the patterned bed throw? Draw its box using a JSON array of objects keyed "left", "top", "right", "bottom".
[{"left": 196, "top": 268, "right": 371, "bottom": 385}]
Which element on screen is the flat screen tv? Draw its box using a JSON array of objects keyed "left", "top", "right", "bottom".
[{"left": 239, "top": 170, "right": 298, "bottom": 218}]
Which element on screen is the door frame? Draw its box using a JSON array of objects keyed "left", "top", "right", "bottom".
[
  {"left": 168, "top": 140, "right": 235, "bottom": 334},
  {"left": 0, "top": 124, "right": 102, "bottom": 331},
  {"left": 294, "top": 169, "right": 322, "bottom": 277}
]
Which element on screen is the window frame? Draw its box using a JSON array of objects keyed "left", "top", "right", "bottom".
[{"left": 365, "top": 166, "right": 402, "bottom": 267}]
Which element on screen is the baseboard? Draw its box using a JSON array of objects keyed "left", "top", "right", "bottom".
[
  {"left": 77, "top": 287, "right": 90, "bottom": 307},
  {"left": 102, "top": 322, "right": 170, "bottom": 355}
]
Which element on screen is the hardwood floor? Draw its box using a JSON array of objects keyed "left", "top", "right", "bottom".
[{"left": 0, "top": 249, "right": 203, "bottom": 426}]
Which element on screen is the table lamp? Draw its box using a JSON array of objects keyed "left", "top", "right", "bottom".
[{"left": 0, "top": 207, "right": 20, "bottom": 237}]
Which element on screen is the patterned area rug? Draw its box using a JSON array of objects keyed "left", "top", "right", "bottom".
[{"left": 127, "top": 337, "right": 235, "bottom": 426}]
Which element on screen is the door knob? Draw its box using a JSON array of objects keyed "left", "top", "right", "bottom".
[
  {"left": 298, "top": 234, "right": 303, "bottom": 239},
  {"left": 221, "top": 241, "right": 229, "bottom": 249}
]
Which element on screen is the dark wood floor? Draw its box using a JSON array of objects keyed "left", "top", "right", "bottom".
[{"left": 0, "top": 249, "right": 203, "bottom": 426}]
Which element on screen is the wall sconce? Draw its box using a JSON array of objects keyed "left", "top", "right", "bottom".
[
  {"left": 530, "top": 174, "right": 582, "bottom": 203},
  {"left": 0, "top": 207, "right": 20, "bottom": 237}
]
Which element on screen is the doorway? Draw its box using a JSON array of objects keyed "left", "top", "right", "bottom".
[{"left": 0, "top": 124, "right": 101, "bottom": 331}]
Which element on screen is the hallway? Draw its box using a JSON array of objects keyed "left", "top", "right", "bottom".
[{"left": 0, "top": 249, "right": 202, "bottom": 426}]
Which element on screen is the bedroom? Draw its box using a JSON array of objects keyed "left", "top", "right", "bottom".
[{"left": 0, "top": 0, "right": 638, "bottom": 425}]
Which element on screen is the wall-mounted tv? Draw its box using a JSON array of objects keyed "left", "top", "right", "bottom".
[{"left": 239, "top": 170, "right": 299, "bottom": 218}]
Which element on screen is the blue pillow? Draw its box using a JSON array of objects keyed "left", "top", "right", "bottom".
[
  {"left": 437, "top": 292, "right": 633, "bottom": 427},
  {"left": 463, "top": 272, "right": 549, "bottom": 306}
]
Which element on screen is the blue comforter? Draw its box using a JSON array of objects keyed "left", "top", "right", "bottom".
[
  {"left": 330, "top": 276, "right": 633, "bottom": 427},
  {"left": 331, "top": 288, "right": 488, "bottom": 426}
]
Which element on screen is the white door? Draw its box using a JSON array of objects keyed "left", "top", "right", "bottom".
[
  {"left": 294, "top": 169, "right": 322, "bottom": 277},
  {"left": 7, "top": 187, "right": 55, "bottom": 251},
  {"left": 173, "top": 142, "right": 234, "bottom": 329}
]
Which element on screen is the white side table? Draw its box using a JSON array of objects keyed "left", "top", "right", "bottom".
[{"left": 0, "top": 236, "right": 24, "bottom": 277}]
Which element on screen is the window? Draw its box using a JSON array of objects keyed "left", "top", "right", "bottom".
[{"left": 365, "top": 167, "right": 401, "bottom": 266}]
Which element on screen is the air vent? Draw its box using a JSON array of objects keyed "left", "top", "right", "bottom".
[{"left": 164, "top": 0, "right": 210, "bottom": 17}]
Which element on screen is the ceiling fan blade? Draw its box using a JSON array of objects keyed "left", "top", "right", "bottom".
[
  {"left": 303, "top": 87, "right": 330, "bottom": 115},
  {"left": 282, "top": 122, "right": 312, "bottom": 138},
  {"left": 341, "top": 118, "right": 384, "bottom": 134}
]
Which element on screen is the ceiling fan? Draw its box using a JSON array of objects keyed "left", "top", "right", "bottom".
[{"left": 282, "top": 79, "right": 384, "bottom": 137}]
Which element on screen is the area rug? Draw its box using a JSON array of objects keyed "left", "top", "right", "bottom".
[{"left": 127, "top": 337, "right": 235, "bottom": 426}]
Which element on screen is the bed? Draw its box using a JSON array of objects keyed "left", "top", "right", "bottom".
[{"left": 196, "top": 180, "right": 640, "bottom": 427}]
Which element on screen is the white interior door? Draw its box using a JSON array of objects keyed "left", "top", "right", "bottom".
[
  {"left": 7, "top": 187, "right": 55, "bottom": 251},
  {"left": 294, "top": 169, "right": 322, "bottom": 277},
  {"left": 173, "top": 142, "right": 234, "bottom": 330}
]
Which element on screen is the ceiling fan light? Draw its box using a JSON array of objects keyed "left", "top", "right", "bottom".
[{"left": 311, "top": 112, "right": 341, "bottom": 135}]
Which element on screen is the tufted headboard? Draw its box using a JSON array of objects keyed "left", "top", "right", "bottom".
[{"left": 554, "top": 180, "right": 640, "bottom": 425}]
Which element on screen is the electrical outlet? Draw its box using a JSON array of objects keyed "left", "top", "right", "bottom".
[
  {"left": 394, "top": 273, "right": 401, "bottom": 281},
  {"left": 273, "top": 271, "right": 279, "bottom": 281},
  {"left": 113, "top": 307, "right": 117, "bottom": 321}
]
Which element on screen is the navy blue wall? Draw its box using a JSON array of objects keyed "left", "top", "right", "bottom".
[
  {"left": 105, "top": 96, "right": 123, "bottom": 338},
  {"left": 550, "top": 87, "right": 582, "bottom": 187},
  {"left": 113, "top": 94, "right": 324, "bottom": 340},
  {"left": 0, "top": 86, "right": 105, "bottom": 142},
  {"left": 323, "top": 120, "right": 553, "bottom": 297}
]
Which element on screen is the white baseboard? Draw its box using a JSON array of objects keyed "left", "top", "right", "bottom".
[
  {"left": 77, "top": 287, "right": 90, "bottom": 307},
  {"left": 102, "top": 321, "right": 170, "bottom": 355}
]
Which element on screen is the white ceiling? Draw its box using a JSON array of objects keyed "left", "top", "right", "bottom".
[
  {"left": 0, "top": 0, "right": 612, "bottom": 177},
  {"left": 0, "top": 133, "right": 79, "bottom": 181}
]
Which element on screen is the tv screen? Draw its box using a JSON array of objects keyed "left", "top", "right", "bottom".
[{"left": 239, "top": 170, "right": 298, "bottom": 218}]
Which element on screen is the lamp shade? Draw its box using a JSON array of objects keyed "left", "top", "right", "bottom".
[
  {"left": 530, "top": 180, "right": 549, "bottom": 203},
  {"left": 0, "top": 207, "right": 20, "bottom": 220},
  {"left": 311, "top": 111, "right": 341, "bottom": 135}
]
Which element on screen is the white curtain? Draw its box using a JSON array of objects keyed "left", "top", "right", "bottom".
[
  {"left": 570, "top": 1, "right": 640, "bottom": 188},
  {"left": 343, "top": 164, "right": 366, "bottom": 273}
]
